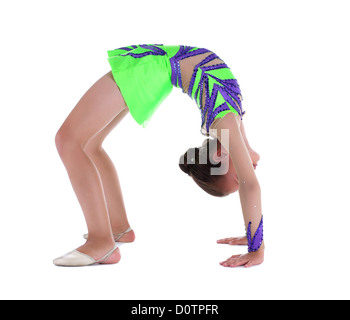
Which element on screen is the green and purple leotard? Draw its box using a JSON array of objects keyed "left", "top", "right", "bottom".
[{"left": 107, "top": 44, "right": 244, "bottom": 134}]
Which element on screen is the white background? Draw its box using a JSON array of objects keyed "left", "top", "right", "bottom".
[{"left": 0, "top": 0, "right": 349, "bottom": 300}]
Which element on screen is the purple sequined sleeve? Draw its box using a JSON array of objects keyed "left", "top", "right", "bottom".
[{"left": 247, "top": 216, "right": 263, "bottom": 253}]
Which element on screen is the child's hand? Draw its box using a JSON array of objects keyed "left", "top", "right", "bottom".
[
  {"left": 217, "top": 236, "right": 248, "bottom": 246},
  {"left": 219, "top": 250, "right": 264, "bottom": 268}
]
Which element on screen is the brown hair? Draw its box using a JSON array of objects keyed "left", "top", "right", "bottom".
[{"left": 179, "top": 138, "right": 226, "bottom": 197}]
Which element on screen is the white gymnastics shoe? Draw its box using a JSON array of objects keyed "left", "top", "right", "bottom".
[
  {"left": 83, "top": 227, "right": 133, "bottom": 242},
  {"left": 53, "top": 243, "right": 119, "bottom": 267}
]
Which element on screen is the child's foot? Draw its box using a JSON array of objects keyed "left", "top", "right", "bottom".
[
  {"left": 77, "top": 240, "right": 121, "bottom": 264},
  {"left": 84, "top": 228, "right": 135, "bottom": 243},
  {"left": 113, "top": 228, "right": 135, "bottom": 243},
  {"left": 100, "top": 247, "right": 121, "bottom": 265}
]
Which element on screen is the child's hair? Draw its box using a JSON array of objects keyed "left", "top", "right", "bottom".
[{"left": 179, "top": 138, "right": 226, "bottom": 197}]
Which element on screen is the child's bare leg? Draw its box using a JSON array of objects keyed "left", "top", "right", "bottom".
[
  {"left": 55, "top": 71, "right": 127, "bottom": 262},
  {"left": 84, "top": 108, "right": 135, "bottom": 242}
]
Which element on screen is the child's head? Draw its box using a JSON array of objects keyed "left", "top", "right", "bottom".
[{"left": 179, "top": 138, "right": 239, "bottom": 197}]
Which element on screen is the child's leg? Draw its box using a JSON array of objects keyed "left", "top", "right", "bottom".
[
  {"left": 84, "top": 107, "right": 135, "bottom": 242},
  {"left": 55, "top": 71, "right": 127, "bottom": 260}
]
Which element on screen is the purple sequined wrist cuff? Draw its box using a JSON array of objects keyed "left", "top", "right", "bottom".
[{"left": 247, "top": 216, "right": 263, "bottom": 253}]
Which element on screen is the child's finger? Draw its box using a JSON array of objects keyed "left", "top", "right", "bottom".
[
  {"left": 224, "top": 257, "right": 247, "bottom": 268},
  {"left": 219, "top": 254, "right": 241, "bottom": 265},
  {"left": 217, "top": 237, "right": 235, "bottom": 243},
  {"left": 244, "top": 260, "right": 254, "bottom": 268},
  {"left": 229, "top": 238, "right": 247, "bottom": 245}
]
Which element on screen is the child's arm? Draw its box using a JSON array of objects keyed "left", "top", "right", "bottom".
[
  {"left": 240, "top": 120, "right": 261, "bottom": 169},
  {"left": 212, "top": 113, "right": 264, "bottom": 268},
  {"left": 239, "top": 119, "right": 251, "bottom": 150}
]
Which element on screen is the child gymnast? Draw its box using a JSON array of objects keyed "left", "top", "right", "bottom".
[{"left": 53, "top": 45, "right": 264, "bottom": 268}]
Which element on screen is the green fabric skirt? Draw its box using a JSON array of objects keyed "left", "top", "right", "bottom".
[{"left": 107, "top": 45, "right": 176, "bottom": 127}]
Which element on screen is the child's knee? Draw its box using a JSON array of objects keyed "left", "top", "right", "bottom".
[{"left": 55, "top": 127, "right": 85, "bottom": 159}]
